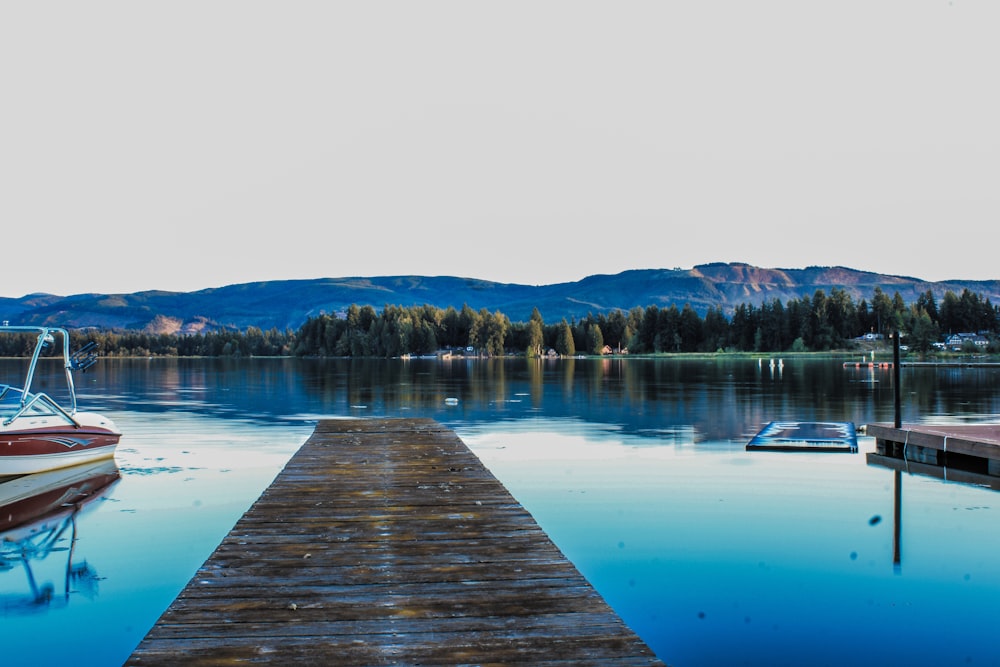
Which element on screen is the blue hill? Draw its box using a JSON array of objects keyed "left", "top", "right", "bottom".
[{"left": 1, "top": 263, "right": 996, "bottom": 333}]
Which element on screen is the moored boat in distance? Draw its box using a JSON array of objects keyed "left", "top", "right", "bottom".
[{"left": 0, "top": 326, "right": 121, "bottom": 474}]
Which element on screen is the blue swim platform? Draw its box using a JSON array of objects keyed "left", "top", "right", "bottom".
[{"left": 747, "top": 421, "right": 858, "bottom": 453}]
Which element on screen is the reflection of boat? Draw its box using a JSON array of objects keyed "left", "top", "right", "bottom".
[
  {"left": 747, "top": 421, "right": 858, "bottom": 453},
  {"left": 0, "top": 326, "right": 121, "bottom": 474},
  {"left": 1, "top": 458, "right": 120, "bottom": 607}
]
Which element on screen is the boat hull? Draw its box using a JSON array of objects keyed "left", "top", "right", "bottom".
[{"left": 0, "top": 413, "right": 121, "bottom": 474}]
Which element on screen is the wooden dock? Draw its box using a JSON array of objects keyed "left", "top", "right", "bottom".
[
  {"left": 127, "top": 418, "right": 665, "bottom": 666},
  {"left": 866, "top": 422, "right": 1000, "bottom": 485}
]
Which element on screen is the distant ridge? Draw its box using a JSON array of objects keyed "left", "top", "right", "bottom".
[{"left": 1, "top": 263, "right": 996, "bottom": 333}]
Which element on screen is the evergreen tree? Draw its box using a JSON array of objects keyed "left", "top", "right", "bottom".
[
  {"left": 656, "top": 305, "right": 681, "bottom": 352},
  {"left": 555, "top": 319, "right": 576, "bottom": 356},
  {"left": 526, "top": 319, "right": 544, "bottom": 357},
  {"left": 678, "top": 304, "right": 702, "bottom": 352},
  {"left": 471, "top": 309, "right": 509, "bottom": 356},
  {"left": 871, "top": 287, "right": 896, "bottom": 335},
  {"left": 909, "top": 308, "right": 939, "bottom": 353},
  {"left": 636, "top": 306, "right": 658, "bottom": 353},
  {"left": 702, "top": 306, "right": 728, "bottom": 351},
  {"left": 587, "top": 323, "right": 605, "bottom": 355}
]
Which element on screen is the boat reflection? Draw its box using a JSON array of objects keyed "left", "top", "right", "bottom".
[{"left": 0, "top": 459, "right": 120, "bottom": 612}]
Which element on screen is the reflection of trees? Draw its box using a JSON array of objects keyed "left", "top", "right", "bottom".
[
  {"left": 480, "top": 359, "right": 507, "bottom": 409},
  {"left": 527, "top": 358, "right": 543, "bottom": 409},
  {"left": 298, "top": 358, "right": 516, "bottom": 414},
  {"left": 904, "top": 367, "right": 1000, "bottom": 419},
  {"left": 561, "top": 358, "right": 576, "bottom": 398},
  {"left": 69, "top": 357, "right": 1000, "bottom": 443}
]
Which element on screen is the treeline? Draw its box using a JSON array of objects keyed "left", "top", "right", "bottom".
[
  {"left": 293, "top": 304, "right": 511, "bottom": 357},
  {"left": 293, "top": 287, "right": 999, "bottom": 357},
  {"left": 2, "top": 287, "right": 996, "bottom": 359},
  {"left": 0, "top": 327, "right": 294, "bottom": 359}
]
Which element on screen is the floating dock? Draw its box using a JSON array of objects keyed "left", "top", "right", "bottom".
[
  {"left": 746, "top": 421, "right": 858, "bottom": 453},
  {"left": 866, "top": 422, "right": 1000, "bottom": 485},
  {"left": 127, "top": 418, "right": 664, "bottom": 666}
]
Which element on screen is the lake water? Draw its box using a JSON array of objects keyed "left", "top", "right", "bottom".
[{"left": 3, "top": 356, "right": 1000, "bottom": 667}]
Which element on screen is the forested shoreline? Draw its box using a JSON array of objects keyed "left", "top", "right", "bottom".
[{"left": 2, "top": 286, "right": 996, "bottom": 359}]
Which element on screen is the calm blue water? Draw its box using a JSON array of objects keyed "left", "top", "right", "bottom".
[{"left": 2, "top": 356, "right": 999, "bottom": 667}]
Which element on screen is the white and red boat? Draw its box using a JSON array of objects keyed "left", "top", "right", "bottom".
[{"left": 0, "top": 326, "right": 121, "bottom": 474}]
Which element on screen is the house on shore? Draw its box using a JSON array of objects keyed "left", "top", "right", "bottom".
[{"left": 945, "top": 333, "right": 990, "bottom": 351}]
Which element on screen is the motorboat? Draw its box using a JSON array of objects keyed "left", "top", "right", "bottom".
[{"left": 0, "top": 326, "right": 121, "bottom": 474}]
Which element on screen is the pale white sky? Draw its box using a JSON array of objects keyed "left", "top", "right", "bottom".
[{"left": 2, "top": 2, "right": 997, "bottom": 298}]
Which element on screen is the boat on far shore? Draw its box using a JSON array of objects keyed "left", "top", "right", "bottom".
[{"left": 0, "top": 326, "right": 121, "bottom": 474}]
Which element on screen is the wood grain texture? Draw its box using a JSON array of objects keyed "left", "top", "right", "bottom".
[{"left": 127, "top": 418, "right": 666, "bottom": 666}]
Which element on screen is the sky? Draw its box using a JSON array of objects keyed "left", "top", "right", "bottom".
[{"left": 2, "top": 2, "right": 997, "bottom": 298}]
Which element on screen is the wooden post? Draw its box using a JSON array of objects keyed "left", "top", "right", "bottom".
[{"left": 893, "top": 331, "right": 901, "bottom": 429}]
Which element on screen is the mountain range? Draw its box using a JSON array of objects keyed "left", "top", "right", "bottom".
[{"left": 1, "top": 263, "right": 997, "bottom": 334}]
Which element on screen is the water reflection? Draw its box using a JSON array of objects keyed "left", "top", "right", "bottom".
[
  {"left": 868, "top": 445, "right": 1000, "bottom": 492},
  {"left": 867, "top": 433, "right": 1000, "bottom": 574},
  {"left": 3, "top": 357, "right": 999, "bottom": 666},
  {"left": 0, "top": 459, "right": 120, "bottom": 611},
  {"left": 865, "top": 459, "right": 1000, "bottom": 578},
  {"left": 289, "top": 356, "right": 919, "bottom": 441},
  {"left": 78, "top": 357, "right": 1000, "bottom": 441}
]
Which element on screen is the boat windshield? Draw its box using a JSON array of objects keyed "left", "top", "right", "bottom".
[
  {"left": 0, "top": 386, "right": 62, "bottom": 419},
  {"left": 0, "top": 385, "right": 23, "bottom": 410}
]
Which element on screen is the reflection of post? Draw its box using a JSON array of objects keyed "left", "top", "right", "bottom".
[
  {"left": 891, "top": 331, "right": 902, "bottom": 571},
  {"left": 893, "top": 470, "right": 902, "bottom": 572}
]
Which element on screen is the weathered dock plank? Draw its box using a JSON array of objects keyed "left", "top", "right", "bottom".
[{"left": 127, "top": 418, "right": 665, "bottom": 666}]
